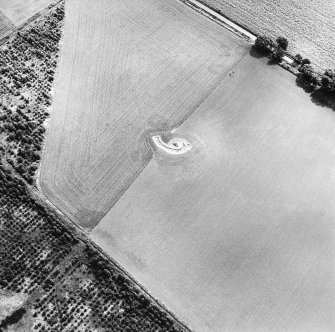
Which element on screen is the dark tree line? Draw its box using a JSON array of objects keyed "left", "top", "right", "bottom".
[
  {"left": 254, "top": 35, "right": 335, "bottom": 99},
  {"left": 254, "top": 35, "right": 289, "bottom": 63}
]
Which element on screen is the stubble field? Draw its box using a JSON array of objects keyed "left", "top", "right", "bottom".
[
  {"left": 200, "top": 0, "right": 335, "bottom": 68},
  {"left": 0, "top": 0, "right": 55, "bottom": 26},
  {"left": 39, "top": 0, "right": 248, "bottom": 229},
  {"left": 91, "top": 55, "right": 335, "bottom": 331}
]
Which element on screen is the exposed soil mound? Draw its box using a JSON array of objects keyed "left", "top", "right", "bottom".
[{"left": 152, "top": 135, "right": 192, "bottom": 155}]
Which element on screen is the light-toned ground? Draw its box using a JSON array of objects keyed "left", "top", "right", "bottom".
[
  {"left": 152, "top": 135, "right": 192, "bottom": 155},
  {"left": 0, "top": 0, "right": 55, "bottom": 26},
  {"left": 0, "top": 10, "right": 14, "bottom": 37},
  {"left": 200, "top": 0, "right": 335, "bottom": 69},
  {"left": 91, "top": 55, "right": 335, "bottom": 331},
  {"left": 39, "top": 0, "right": 248, "bottom": 229},
  {"left": 0, "top": 291, "right": 26, "bottom": 320}
]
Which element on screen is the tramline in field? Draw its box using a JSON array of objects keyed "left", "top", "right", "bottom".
[
  {"left": 92, "top": 55, "right": 335, "bottom": 331},
  {"left": 39, "top": 0, "right": 248, "bottom": 229},
  {"left": 37, "top": 0, "right": 335, "bottom": 331}
]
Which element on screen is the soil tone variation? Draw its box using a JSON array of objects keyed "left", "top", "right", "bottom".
[
  {"left": 0, "top": 2, "right": 191, "bottom": 331},
  {"left": 16, "top": 0, "right": 335, "bottom": 331},
  {"left": 39, "top": 0, "right": 248, "bottom": 229},
  {"left": 92, "top": 55, "right": 335, "bottom": 331}
]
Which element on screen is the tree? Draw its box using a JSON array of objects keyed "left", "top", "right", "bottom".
[
  {"left": 321, "top": 75, "right": 331, "bottom": 87},
  {"left": 301, "top": 58, "right": 311, "bottom": 65},
  {"left": 321, "top": 69, "right": 335, "bottom": 94},
  {"left": 270, "top": 47, "right": 285, "bottom": 63},
  {"left": 276, "top": 37, "right": 288, "bottom": 50},
  {"left": 295, "top": 54, "right": 303, "bottom": 63},
  {"left": 324, "top": 69, "right": 335, "bottom": 79},
  {"left": 254, "top": 36, "right": 276, "bottom": 54},
  {"left": 299, "top": 64, "right": 320, "bottom": 90}
]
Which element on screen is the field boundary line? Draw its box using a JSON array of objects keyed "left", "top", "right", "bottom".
[
  {"left": 180, "top": 0, "right": 294, "bottom": 64},
  {"left": 33, "top": 41, "right": 249, "bottom": 332},
  {"left": 33, "top": 46, "right": 245, "bottom": 327},
  {"left": 181, "top": 0, "right": 256, "bottom": 42},
  {"left": 0, "top": 0, "right": 63, "bottom": 46},
  {"left": 29, "top": 185, "right": 193, "bottom": 332},
  {"left": 0, "top": 10, "right": 16, "bottom": 39},
  {"left": 26, "top": 2, "right": 274, "bottom": 329}
]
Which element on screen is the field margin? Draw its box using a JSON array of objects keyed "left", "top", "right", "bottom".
[
  {"left": 180, "top": 0, "right": 295, "bottom": 65},
  {"left": 29, "top": 184, "right": 192, "bottom": 331},
  {"left": 0, "top": 0, "right": 63, "bottom": 46}
]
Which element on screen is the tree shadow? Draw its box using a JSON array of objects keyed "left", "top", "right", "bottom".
[
  {"left": 249, "top": 46, "right": 265, "bottom": 59},
  {"left": 310, "top": 89, "right": 335, "bottom": 112},
  {"left": 295, "top": 74, "right": 315, "bottom": 93},
  {"left": 267, "top": 58, "right": 279, "bottom": 66},
  {"left": 295, "top": 75, "right": 335, "bottom": 112},
  {"left": 249, "top": 46, "right": 280, "bottom": 66},
  {"left": 250, "top": 44, "right": 335, "bottom": 113}
]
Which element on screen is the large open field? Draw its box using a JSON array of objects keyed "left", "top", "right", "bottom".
[
  {"left": 200, "top": 0, "right": 335, "bottom": 69},
  {"left": 39, "top": 0, "right": 248, "bottom": 229},
  {"left": 91, "top": 55, "right": 335, "bottom": 331}
]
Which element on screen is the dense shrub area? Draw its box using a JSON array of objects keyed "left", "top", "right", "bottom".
[
  {"left": 0, "top": 3, "right": 189, "bottom": 332},
  {"left": 0, "top": 167, "right": 188, "bottom": 332},
  {"left": 0, "top": 5, "right": 64, "bottom": 184}
]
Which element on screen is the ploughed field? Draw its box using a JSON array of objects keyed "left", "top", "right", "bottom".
[
  {"left": 0, "top": 10, "right": 15, "bottom": 38},
  {"left": 0, "top": 0, "right": 55, "bottom": 26},
  {"left": 200, "top": 0, "right": 335, "bottom": 68},
  {"left": 40, "top": 0, "right": 335, "bottom": 330},
  {"left": 92, "top": 55, "right": 335, "bottom": 331},
  {"left": 39, "top": 0, "right": 248, "bottom": 228}
]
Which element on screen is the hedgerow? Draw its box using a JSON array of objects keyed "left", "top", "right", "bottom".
[{"left": 254, "top": 35, "right": 335, "bottom": 102}]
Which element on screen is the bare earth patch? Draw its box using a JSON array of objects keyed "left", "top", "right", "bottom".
[
  {"left": 0, "top": 291, "right": 26, "bottom": 320},
  {"left": 152, "top": 134, "right": 192, "bottom": 155}
]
